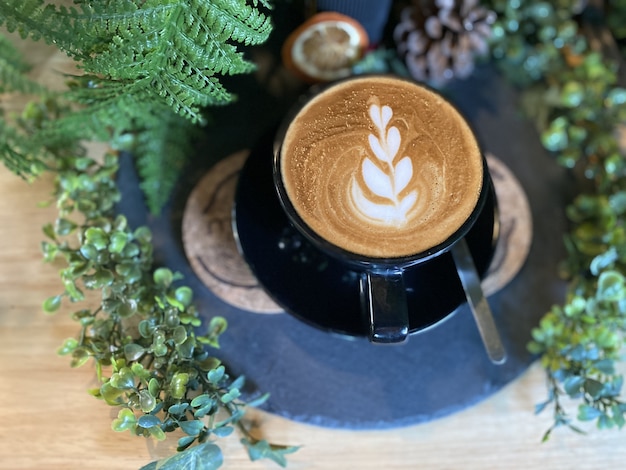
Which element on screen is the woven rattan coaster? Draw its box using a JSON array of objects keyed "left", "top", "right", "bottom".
[{"left": 181, "top": 150, "right": 532, "bottom": 312}]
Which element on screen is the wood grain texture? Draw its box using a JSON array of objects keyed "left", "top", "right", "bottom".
[{"left": 1, "top": 23, "right": 625, "bottom": 470}]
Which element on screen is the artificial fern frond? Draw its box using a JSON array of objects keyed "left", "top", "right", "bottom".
[
  {"left": 33, "top": 73, "right": 225, "bottom": 149},
  {"left": 32, "top": 78, "right": 160, "bottom": 148},
  {"left": 205, "top": 0, "right": 273, "bottom": 46},
  {"left": 0, "top": 33, "right": 47, "bottom": 94},
  {"left": 248, "top": 0, "right": 273, "bottom": 9},
  {"left": 0, "top": 1, "right": 78, "bottom": 51},
  {"left": 133, "top": 106, "right": 202, "bottom": 214},
  {"left": 78, "top": 0, "right": 271, "bottom": 122},
  {"left": 2, "top": 1, "right": 273, "bottom": 123},
  {"left": 1, "top": 0, "right": 273, "bottom": 212},
  {"left": 0, "top": 117, "right": 47, "bottom": 178},
  {"left": 0, "top": 33, "right": 27, "bottom": 72},
  {"left": 0, "top": 32, "right": 51, "bottom": 176},
  {"left": 0, "top": 56, "right": 47, "bottom": 95},
  {"left": 30, "top": 79, "right": 197, "bottom": 214}
]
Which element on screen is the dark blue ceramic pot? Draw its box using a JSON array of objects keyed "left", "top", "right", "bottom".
[{"left": 315, "top": 0, "right": 393, "bottom": 44}]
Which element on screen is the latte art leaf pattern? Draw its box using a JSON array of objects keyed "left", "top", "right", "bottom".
[{"left": 351, "top": 104, "right": 418, "bottom": 225}]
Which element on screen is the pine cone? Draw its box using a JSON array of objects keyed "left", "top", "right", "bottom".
[{"left": 394, "top": 0, "right": 496, "bottom": 86}]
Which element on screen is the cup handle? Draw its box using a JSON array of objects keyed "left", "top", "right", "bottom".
[{"left": 360, "top": 269, "right": 409, "bottom": 344}]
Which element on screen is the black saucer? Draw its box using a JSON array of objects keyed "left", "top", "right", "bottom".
[{"left": 234, "top": 130, "right": 498, "bottom": 339}]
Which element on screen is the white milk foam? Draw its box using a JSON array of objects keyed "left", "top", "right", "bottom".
[{"left": 350, "top": 104, "right": 418, "bottom": 226}]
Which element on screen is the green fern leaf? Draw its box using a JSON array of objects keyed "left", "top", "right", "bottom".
[
  {"left": 0, "top": 1, "right": 77, "bottom": 49},
  {"left": 76, "top": 1, "right": 271, "bottom": 122},
  {"left": 0, "top": 34, "right": 28, "bottom": 72},
  {"left": 32, "top": 80, "right": 197, "bottom": 214},
  {"left": 206, "top": 0, "right": 273, "bottom": 46},
  {"left": 1, "top": 0, "right": 273, "bottom": 211},
  {"left": 1, "top": 1, "right": 272, "bottom": 122},
  {"left": 0, "top": 32, "right": 51, "bottom": 176},
  {"left": 0, "top": 118, "right": 47, "bottom": 178},
  {"left": 0, "top": 35, "right": 46, "bottom": 94},
  {"left": 133, "top": 107, "right": 201, "bottom": 214},
  {"left": 34, "top": 78, "right": 156, "bottom": 148}
]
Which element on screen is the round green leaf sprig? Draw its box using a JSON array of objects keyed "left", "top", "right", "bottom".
[
  {"left": 41, "top": 151, "right": 297, "bottom": 468},
  {"left": 486, "top": 0, "right": 588, "bottom": 86},
  {"left": 488, "top": 0, "right": 626, "bottom": 440}
]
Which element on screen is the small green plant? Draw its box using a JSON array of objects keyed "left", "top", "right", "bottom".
[
  {"left": 487, "top": 0, "right": 626, "bottom": 440},
  {"left": 485, "top": 0, "right": 588, "bottom": 87},
  {"left": 1, "top": 1, "right": 298, "bottom": 468},
  {"left": 40, "top": 146, "right": 297, "bottom": 468}
]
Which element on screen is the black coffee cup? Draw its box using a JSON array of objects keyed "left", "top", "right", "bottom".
[{"left": 272, "top": 75, "right": 500, "bottom": 346}]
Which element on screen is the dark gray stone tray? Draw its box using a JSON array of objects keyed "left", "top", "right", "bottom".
[{"left": 117, "top": 66, "right": 571, "bottom": 429}]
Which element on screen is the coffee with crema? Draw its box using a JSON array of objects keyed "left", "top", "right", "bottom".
[{"left": 278, "top": 76, "right": 484, "bottom": 259}]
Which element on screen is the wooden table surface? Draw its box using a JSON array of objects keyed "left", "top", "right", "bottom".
[{"left": 1, "top": 24, "right": 626, "bottom": 470}]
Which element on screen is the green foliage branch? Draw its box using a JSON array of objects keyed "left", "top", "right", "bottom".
[
  {"left": 0, "top": 34, "right": 49, "bottom": 176},
  {"left": 0, "top": 0, "right": 273, "bottom": 214},
  {"left": 40, "top": 143, "right": 297, "bottom": 469},
  {"left": 39, "top": 142, "right": 297, "bottom": 468},
  {"left": 1, "top": 1, "right": 298, "bottom": 468},
  {"left": 485, "top": 0, "right": 626, "bottom": 440}
]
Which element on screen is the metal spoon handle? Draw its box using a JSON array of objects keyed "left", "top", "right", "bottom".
[{"left": 451, "top": 238, "right": 507, "bottom": 364}]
